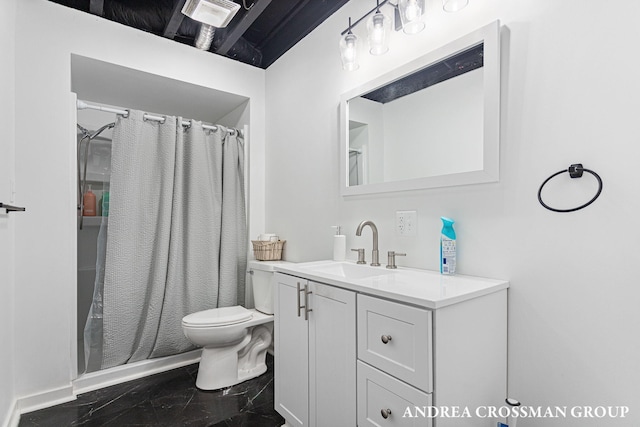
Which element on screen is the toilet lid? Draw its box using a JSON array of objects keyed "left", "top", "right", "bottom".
[{"left": 182, "top": 306, "right": 253, "bottom": 327}]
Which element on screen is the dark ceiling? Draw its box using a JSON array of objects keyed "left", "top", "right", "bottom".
[{"left": 49, "top": 0, "right": 350, "bottom": 69}]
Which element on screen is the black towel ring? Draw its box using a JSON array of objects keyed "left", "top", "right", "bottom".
[{"left": 537, "top": 164, "right": 603, "bottom": 213}]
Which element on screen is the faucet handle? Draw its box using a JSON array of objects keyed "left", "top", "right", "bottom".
[
  {"left": 386, "top": 251, "right": 406, "bottom": 269},
  {"left": 351, "top": 248, "right": 366, "bottom": 264}
]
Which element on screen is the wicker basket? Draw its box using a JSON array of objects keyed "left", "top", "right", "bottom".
[{"left": 252, "top": 240, "right": 286, "bottom": 261}]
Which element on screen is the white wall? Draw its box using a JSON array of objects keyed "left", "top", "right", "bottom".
[
  {"left": 266, "top": 1, "right": 640, "bottom": 425},
  {"left": 0, "top": 0, "right": 17, "bottom": 424},
  {"left": 12, "top": 0, "right": 265, "bottom": 406}
]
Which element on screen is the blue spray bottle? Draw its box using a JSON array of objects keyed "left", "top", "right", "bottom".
[{"left": 440, "top": 217, "right": 456, "bottom": 275}]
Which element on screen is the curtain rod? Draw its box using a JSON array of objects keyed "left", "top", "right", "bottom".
[{"left": 76, "top": 100, "right": 241, "bottom": 136}]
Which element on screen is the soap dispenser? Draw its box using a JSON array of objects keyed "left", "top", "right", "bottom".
[{"left": 331, "top": 226, "right": 346, "bottom": 261}]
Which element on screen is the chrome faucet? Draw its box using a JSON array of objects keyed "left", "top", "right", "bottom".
[{"left": 356, "top": 220, "right": 380, "bottom": 266}]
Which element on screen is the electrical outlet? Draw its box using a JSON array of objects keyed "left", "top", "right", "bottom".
[{"left": 396, "top": 210, "right": 417, "bottom": 236}]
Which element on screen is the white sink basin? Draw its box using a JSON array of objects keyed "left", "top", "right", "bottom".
[
  {"left": 298, "top": 261, "right": 393, "bottom": 280},
  {"left": 274, "top": 260, "right": 509, "bottom": 309}
]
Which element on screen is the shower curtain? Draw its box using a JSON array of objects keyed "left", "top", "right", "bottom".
[{"left": 84, "top": 109, "right": 247, "bottom": 371}]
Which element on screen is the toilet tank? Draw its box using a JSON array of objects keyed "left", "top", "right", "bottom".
[{"left": 248, "top": 260, "right": 292, "bottom": 315}]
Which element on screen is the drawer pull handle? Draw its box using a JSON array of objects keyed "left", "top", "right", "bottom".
[
  {"left": 381, "top": 335, "right": 392, "bottom": 344},
  {"left": 381, "top": 408, "right": 392, "bottom": 419}
]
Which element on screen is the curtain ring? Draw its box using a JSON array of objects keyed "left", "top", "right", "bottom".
[
  {"left": 143, "top": 114, "right": 166, "bottom": 124},
  {"left": 218, "top": 125, "right": 229, "bottom": 139}
]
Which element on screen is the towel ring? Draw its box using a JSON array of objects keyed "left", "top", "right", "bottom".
[{"left": 538, "top": 164, "right": 602, "bottom": 213}]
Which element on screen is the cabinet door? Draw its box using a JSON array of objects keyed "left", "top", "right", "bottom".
[
  {"left": 275, "top": 273, "right": 309, "bottom": 427},
  {"left": 309, "top": 281, "right": 356, "bottom": 427}
]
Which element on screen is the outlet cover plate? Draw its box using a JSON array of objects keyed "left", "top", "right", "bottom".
[{"left": 396, "top": 210, "right": 417, "bottom": 236}]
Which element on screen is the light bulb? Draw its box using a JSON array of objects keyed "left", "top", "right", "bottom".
[
  {"left": 340, "top": 32, "right": 359, "bottom": 71},
  {"left": 367, "top": 11, "right": 390, "bottom": 55},
  {"left": 405, "top": 1, "right": 419, "bottom": 20},
  {"left": 398, "top": 0, "right": 425, "bottom": 35}
]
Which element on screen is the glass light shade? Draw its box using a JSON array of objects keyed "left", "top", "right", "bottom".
[
  {"left": 367, "top": 11, "right": 391, "bottom": 55},
  {"left": 398, "top": 0, "right": 425, "bottom": 35},
  {"left": 443, "top": 0, "right": 469, "bottom": 12},
  {"left": 340, "top": 32, "right": 359, "bottom": 71}
]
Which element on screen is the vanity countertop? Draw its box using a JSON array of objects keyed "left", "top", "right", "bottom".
[{"left": 274, "top": 260, "right": 508, "bottom": 309}]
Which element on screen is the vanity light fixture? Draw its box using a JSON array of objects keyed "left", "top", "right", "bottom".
[
  {"left": 397, "top": 0, "right": 425, "bottom": 34},
  {"left": 340, "top": 17, "right": 360, "bottom": 71},
  {"left": 367, "top": 1, "right": 391, "bottom": 55},
  {"left": 340, "top": 0, "right": 469, "bottom": 71}
]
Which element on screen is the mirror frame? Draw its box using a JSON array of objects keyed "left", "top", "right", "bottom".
[{"left": 339, "top": 20, "right": 501, "bottom": 196}]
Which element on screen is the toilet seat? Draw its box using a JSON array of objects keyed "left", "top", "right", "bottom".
[{"left": 182, "top": 306, "right": 253, "bottom": 328}]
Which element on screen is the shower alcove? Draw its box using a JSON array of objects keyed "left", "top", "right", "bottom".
[{"left": 72, "top": 55, "right": 251, "bottom": 384}]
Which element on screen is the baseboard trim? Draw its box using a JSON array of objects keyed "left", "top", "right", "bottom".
[
  {"left": 17, "top": 385, "right": 75, "bottom": 415},
  {"left": 13, "top": 350, "right": 201, "bottom": 418},
  {"left": 73, "top": 349, "right": 202, "bottom": 395}
]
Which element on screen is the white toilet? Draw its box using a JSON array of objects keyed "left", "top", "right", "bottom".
[{"left": 182, "top": 260, "right": 289, "bottom": 390}]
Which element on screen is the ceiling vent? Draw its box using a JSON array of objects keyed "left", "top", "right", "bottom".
[{"left": 182, "top": 0, "right": 241, "bottom": 50}]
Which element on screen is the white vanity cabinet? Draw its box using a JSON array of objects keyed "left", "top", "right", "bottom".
[
  {"left": 274, "top": 272, "right": 356, "bottom": 427},
  {"left": 274, "top": 262, "right": 508, "bottom": 427}
]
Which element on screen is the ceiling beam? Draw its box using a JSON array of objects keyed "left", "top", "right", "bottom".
[
  {"left": 256, "top": 0, "right": 310, "bottom": 51},
  {"left": 258, "top": 0, "right": 349, "bottom": 68},
  {"left": 163, "top": 0, "right": 188, "bottom": 39},
  {"left": 216, "top": 0, "right": 273, "bottom": 55},
  {"left": 89, "top": 0, "right": 104, "bottom": 16}
]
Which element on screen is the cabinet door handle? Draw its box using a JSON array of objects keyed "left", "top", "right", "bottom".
[
  {"left": 381, "top": 408, "right": 392, "bottom": 419},
  {"left": 381, "top": 335, "right": 392, "bottom": 344},
  {"left": 304, "top": 284, "right": 313, "bottom": 321},
  {"left": 297, "top": 282, "right": 304, "bottom": 317}
]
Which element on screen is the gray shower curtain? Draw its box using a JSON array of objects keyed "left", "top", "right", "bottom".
[{"left": 86, "top": 110, "right": 247, "bottom": 370}]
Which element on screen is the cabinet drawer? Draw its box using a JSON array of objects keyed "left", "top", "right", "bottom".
[
  {"left": 357, "top": 294, "right": 432, "bottom": 392},
  {"left": 357, "top": 361, "right": 432, "bottom": 427}
]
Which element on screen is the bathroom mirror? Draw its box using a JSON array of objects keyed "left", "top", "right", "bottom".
[{"left": 339, "top": 21, "right": 500, "bottom": 196}]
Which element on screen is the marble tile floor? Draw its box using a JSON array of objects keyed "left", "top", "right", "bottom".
[{"left": 19, "top": 355, "right": 285, "bottom": 427}]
